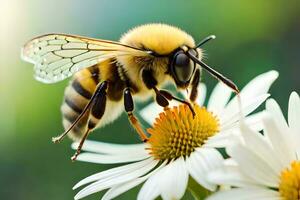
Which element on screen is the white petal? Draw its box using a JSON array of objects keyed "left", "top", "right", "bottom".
[
  {"left": 186, "top": 148, "right": 223, "bottom": 191},
  {"left": 104, "top": 162, "right": 167, "bottom": 200},
  {"left": 224, "top": 158, "right": 238, "bottom": 166},
  {"left": 138, "top": 162, "right": 168, "bottom": 200},
  {"left": 75, "top": 151, "right": 150, "bottom": 164},
  {"left": 72, "top": 140, "right": 147, "bottom": 155},
  {"left": 227, "top": 144, "right": 279, "bottom": 187},
  {"left": 207, "top": 165, "right": 261, "bottom": 187},
  {"left": 242, "top": 111, "right": 266, "bottom": 131},
  {"left": 239, "top": 122, "right": 282, "bottom": 174},
  {"left": 206, "top": 188, "right": 280, "bottom": 200},
  {"left": 74, "top": 159, "right": 158, "bottom": 200},
  {"left": 266, "top": 99, "right": 289, "bottom": 131},
  {"left": 288, "top": 92, "right": 300, "bottom": 135},
  {"left": 263, "top": 115, "right": 295, "bottom": 167},
  {"left": 221, "top": 94, "right": 270, "bottom": 129},
  {"left": 222, "top": 70, "right": 278, "bottom": 118},
  {"left": 220, "top": 111, "right": 266, "bottom": 135},
  {"left": 159, "top": 157, "right": 189, "bottom": 200},
  {"left": 234, "top": 70, "right": 278, "bottom": 102},
  {"left": 204, "top": 131, "right": 240, "bottom": 148},
  {"left": 73, "top": 158, "right": 154, "bottom": 190},
  {"left": 207, "top": 82, "right": 232, "bottom": 115},
  {"left": 203, "top": 139, "right": 233, "bottom": 148},
  {"left": 102, "top": 178, "right": 145, "bottom": 200}
]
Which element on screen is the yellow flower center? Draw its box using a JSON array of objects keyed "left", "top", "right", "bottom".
[
  {"left": 279, "top": 161, "right": 300, "bottom": 200},
  {"left": 147, "top": 104, "right": 219, "bottom": 160}
]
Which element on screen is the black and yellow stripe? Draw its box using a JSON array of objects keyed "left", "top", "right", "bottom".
[
  {"left": 60, "top": 60, "right": 127, "bottom": 141},
  {"left": 61, "top": 64, "right": 100, "bottom": 140}
]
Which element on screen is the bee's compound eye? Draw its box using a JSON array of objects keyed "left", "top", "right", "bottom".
[{"left": 173, "top": 53, "right": 194, "bottom": 83}]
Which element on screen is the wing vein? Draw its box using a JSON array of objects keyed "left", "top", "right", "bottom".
[{"left": 21, "top": 33, "right": 150, "bottom": 83}]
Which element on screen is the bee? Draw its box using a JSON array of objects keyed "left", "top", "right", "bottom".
[{"left": 21, "top": 23, "right": 239, "bottom": 160}]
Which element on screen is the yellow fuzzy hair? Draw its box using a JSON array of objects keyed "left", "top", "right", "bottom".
[{"left": 120, "top": 23, "right": 195, "bottom": 55}]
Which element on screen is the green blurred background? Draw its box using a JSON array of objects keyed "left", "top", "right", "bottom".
[{"left": 0, "top": 0, "right": 299, "bottom": 199}]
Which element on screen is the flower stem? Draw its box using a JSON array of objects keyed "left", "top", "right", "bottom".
[{"left": 188, "top": 177, "right": 212, "bottom": 200}]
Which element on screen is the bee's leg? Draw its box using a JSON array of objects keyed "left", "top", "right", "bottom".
[
  {"left": 189, "top": 68, "right": 201, "bottom": 103},
  {"left": 155, "top": 89, "right": 196, "bottom": 117},
  {"left": 161, "top": 69, "right": 201, "bottom": 116},
  {"left": 52, "top": 81, "right": 108, "bottom": 143},
  {"left": 124, "top": 87, "right": 148, "bottom": 142},
  {"left": 71, "top": 81, "right": 108, "bottom": 161},
  {"left": 141, "top": 68, "right": 195, "bottom": 116},
  {"left": 71, "top": 128, "right": 90, "bottom": 161},
  {"left": 53, "top": 104, "right": 90, "bottom": 143},
  {"left": 141, "top": 69, "right": 169, "bottom": 109}
]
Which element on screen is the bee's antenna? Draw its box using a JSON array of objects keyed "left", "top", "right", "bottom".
[
  {"left": 196, "top": 35, "right": 216, "bottom": 48},
  {"left": 186, "top": 51, "right": 239, "bottom": 94}
]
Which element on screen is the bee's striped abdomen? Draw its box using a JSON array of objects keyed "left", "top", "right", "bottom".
[{"left": 61, "top": 65, "right": 100, "bottom": 141}]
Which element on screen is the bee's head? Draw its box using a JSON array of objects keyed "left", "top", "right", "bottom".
[
  {"left": 120, "top": 24, "right": 224, "bottom": 90},
  {"left": 167, "top": 35, "right": 217, "bottom": 89},
  {"left": 169, "top": 48, "right": 198, "bottom": 88}
]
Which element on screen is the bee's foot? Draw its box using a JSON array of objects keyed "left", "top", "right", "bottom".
[
  {"left": 143, "top": 138, "right": 148, "bottom": 143},
  {"left": 52, "top": 136, "right": 61, "bottom": 143},
  {"left": 71, "top": 154, "right": 79, "bottom": 162}
]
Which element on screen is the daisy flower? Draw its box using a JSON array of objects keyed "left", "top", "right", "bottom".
[
  {"left": 207, "top": 92, "right": 300, "bottom": 200},
  {"left": 72, "top": 70, "right": 278, "bottom": 200},
  {"left": 140, "top": 70, "right": 278, "bottom": 146}
]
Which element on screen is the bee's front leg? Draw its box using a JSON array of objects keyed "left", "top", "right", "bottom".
[
  {"left": 141, "top": 68, "right": 195, "bottom": 116},
  {"left": 156, "top": 89, "right": 195, "bottom": 117},
  {"left": 123, "top": 87, "right": 148, "bottom": 142},
  {"left": 141, "top": 68, "right": 170, "bottom": 109}
]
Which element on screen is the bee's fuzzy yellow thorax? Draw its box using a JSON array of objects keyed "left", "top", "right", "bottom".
[{"left": 120, "top": 23, "right": 195, "bottom": 55}]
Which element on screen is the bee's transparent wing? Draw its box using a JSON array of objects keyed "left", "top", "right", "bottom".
[{"left": 21, "top": 34, "right": 150, "bottom": 83}]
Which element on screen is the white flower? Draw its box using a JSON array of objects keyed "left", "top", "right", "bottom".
[
  {"left": 207, "top": 92, "right": 300, "bottom": 200},
  {"left": 72, "top": 70, "right": 278, "bottom": 200},
  {"left": 140, "top": 70, "right": 279, "bottom": 147}
]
